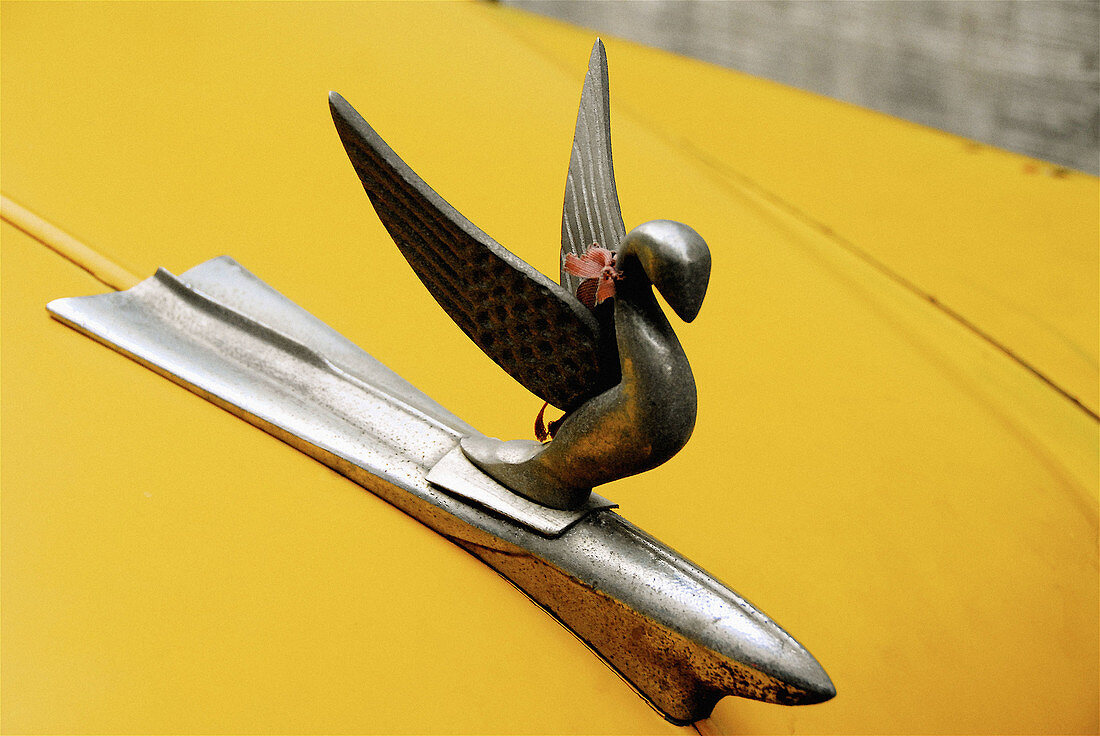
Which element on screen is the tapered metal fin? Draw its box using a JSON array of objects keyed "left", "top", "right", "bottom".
[
  {"left": 48, "top": 257, "right": 835, "bottom": 722},
  {"left": 560, "top": 39, "right": 627, "bottom": 294}
]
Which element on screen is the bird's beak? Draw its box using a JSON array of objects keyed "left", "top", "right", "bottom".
[{"left": 664, "top": 274, "right": 708, "bottom": 322}]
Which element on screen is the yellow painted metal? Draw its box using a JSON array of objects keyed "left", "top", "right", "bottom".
[
  {"left": 498, "top": 9, "right": 1100, "bottom": 419},
  {"left": 2, "top": 2, "right": 1097, "bottom": 734}
]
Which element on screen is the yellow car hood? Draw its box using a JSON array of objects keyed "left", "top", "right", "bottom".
[{"left": 2, "top": 2, "right": 1096, "bottom": 733}]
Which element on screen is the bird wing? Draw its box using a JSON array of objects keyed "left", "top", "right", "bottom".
[
  {"left": 560, "top": 40, "right": 626, "bottom": 295},
  {"left": 330, "top": 91, "right": 614, "bottom": 411}
]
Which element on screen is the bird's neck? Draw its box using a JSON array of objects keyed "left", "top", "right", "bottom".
[{"left": 614, "top": 270, "right": 691, "bottom": 390}]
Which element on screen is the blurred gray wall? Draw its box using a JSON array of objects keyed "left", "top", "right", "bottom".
[{"left": 504, "top": 0, "right": 1099, "bottom": 175}]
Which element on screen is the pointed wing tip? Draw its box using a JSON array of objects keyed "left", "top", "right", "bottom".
[
  {"left": 589, "top": 38, "right": 607, "bottom": 66},
  {"left": 328, "top": 91, "right": 377, "bottom": 157},
  {"left": 328, "top": 91, "right": 360, "bottom": 156},
  {"left": 329, "top": 90, "right": 351, "bottom": 117}
]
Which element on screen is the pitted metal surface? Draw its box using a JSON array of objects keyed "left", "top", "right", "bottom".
[{"left": 330, "top": 92, "right": 618, "bottom": 412}]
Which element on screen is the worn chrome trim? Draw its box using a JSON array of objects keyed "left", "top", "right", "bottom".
[{"left": 47, "top": 256, "right": 834, "bottom": 723}]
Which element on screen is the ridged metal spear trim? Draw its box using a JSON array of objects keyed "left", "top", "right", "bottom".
[{"left": 48, "top": 257, "right": 835, "bottom": 723}]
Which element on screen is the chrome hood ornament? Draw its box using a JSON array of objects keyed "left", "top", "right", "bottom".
[{"left": 47, "top": 40, "right": 834, "bottom": 725}]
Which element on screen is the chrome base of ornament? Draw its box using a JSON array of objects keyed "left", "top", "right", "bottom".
[{"left": 47, "top": 256, "right": 834, "bottom": 723}]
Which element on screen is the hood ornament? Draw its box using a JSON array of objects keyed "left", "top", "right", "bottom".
[{"left": 47, "top": 40, "right": 834, "bottom": 724}]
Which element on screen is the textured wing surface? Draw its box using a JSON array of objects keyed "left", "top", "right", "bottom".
[
  {"left": 330, "top": 92, "right": 612, "bottom": 410},
  {"left": 560, "top": 40, "right": 626, "bottom": 295}
]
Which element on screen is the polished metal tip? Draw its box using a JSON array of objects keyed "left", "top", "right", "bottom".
[{"left": 787, "top": 654, "right": 837, "bottom": 705}]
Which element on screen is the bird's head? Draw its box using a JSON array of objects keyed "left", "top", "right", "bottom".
[{"left": 618, "top": 220, "right": 711, "bottom": 321}]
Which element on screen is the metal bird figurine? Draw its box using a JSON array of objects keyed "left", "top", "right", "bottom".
[{"left": 330, "top": 40, "right": 710, "bottom": 510}]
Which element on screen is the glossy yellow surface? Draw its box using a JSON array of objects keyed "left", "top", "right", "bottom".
[
  {"left": 499, "top": 10, "right": 1100, "bottom": 418},
  {"left": 2, "top": 2, "right": 1097, "bottom": 734}
]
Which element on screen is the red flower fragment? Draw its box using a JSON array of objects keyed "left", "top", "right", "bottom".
[
  {"left": 535, "top": 244, "right": 621, "bottom": 440},
  {"left": 565, "top": 244, "right": 622, "bottom": 308}
]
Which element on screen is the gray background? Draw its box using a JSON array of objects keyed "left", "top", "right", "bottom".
[{"left": 504, "top": 0, "right": 1099, "bottom": 175}]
